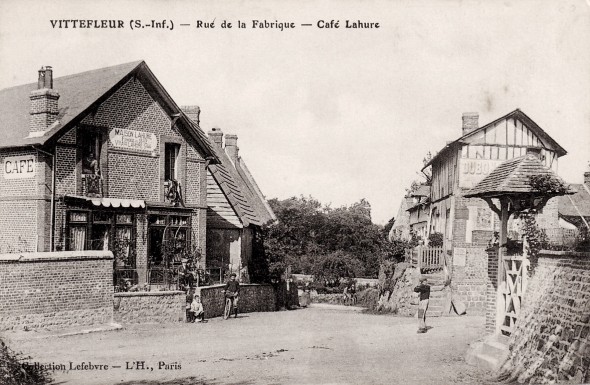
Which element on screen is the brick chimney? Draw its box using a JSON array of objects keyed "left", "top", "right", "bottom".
[
  {"left": 181, "top": 105, "right": 200, "bottom": 126},
  {"left": 584, "top": 170, "right": 590, "bottom": 187},
  {"left": 208, "top": 127, "right": 223, "bottom": 147},
  {"left": 30, "top": 66, "right": 59, "bottom": 134},
  {"left": 224, "top": 134, "right": 239, "bottom": 164},
  {"left": 462, "top": 112, "right": 479, "bottom": 136}
]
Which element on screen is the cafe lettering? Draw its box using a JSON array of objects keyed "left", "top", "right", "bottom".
[{"left": 3, "top": 156, "right": 36, "bottom": 179}]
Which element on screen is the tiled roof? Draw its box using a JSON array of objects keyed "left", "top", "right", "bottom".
[
  {"left": 0, "top": 61, "right": 142, "bottom": 147},
  {"left": 0, "top": 61, "right": 217, "bottom": 161},
  {"left": 235, "top": 157, "right": 276, "bottom": 223},
  {"left": 464, "top": 154, "right": 570, "bottom": 198},
  {"left": 423, "top": 109, "right": 567, "bottom": 170},
  {"left": 558, "top": 183, "right": 590, "bottom": 218},
  {"left": 208, "top": 145, "right": 273, "bottom": 227}
]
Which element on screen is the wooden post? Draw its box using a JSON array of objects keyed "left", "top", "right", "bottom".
[{"left": 496, "top": 198, "right": 510, "bottom": 334}]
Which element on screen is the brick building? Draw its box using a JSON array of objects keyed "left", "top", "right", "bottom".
[{"left": 0, "top": 61, "right": 222, "bottom": 284}]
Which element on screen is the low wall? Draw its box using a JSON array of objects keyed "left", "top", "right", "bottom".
[
  {"left": 113, "top": 291, "right": 185, "bottom": 324},
  {"left": 291, "top": 274, "right": 378, "bottom": 288},
  {"left": 195, "top": 283, "right": 276, "bottom": 318},
  {"left": 498, "top": 251, "right": 590, "bottom": 384},
  {"left": 0, "top": 251, "right": 113, "bottom": 331}
]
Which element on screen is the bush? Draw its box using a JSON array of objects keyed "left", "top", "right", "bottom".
[
  {"left": 428, "top": 232, "right": 444, "bottom": 248},
  {"left": 0, "top": 338, "right": 52, "bottom": 385},
  {"left": 356, "top": 287, "right": 379, "bottom": 309}
]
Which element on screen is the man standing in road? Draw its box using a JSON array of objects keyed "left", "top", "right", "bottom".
[{"left": 414, "top": 276, "right": 445, "bottom": 333}]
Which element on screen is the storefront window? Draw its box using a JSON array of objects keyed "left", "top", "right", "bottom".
[
  {"left": 147, "top": 213, "right": 191, "bottom": 267},
  {"left": 68, "top": 212, "right": 88, "bottom": 251},
  {"left": 66, "top": 210, "right": 135, "bottom": 267}
]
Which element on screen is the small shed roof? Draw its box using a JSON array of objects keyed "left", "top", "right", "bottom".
[
  {"left": 464, "top": 154, "right": 570, "bottom": 199},
  {"left": 410, "top": 185, "right": 430, "bottom": 198},
  {"left": 558, "top": 183, "right": 590, "bottom": 218}
]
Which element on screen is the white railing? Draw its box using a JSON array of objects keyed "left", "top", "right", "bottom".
[{"left": 412, "top": 246, "right": 444, "bottom": 272}]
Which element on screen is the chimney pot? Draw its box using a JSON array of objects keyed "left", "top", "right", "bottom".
[
  {"left": 224, "top": 134, "right": 239, "bottom": 164},
  {"left": 37, "top": 67, "right": 45, "bottom": 90},
  {"left": 208, "top": 127, "right": 223, "bottom": 147},
  {"left": 181, "top": 105, "right": 200, "bottom": 126},
  {"left": 462, "top": 112, "right": 479, "bottom": 136},
  {"left": 44, "top": 66, "right": 53, "bottom": 89}
]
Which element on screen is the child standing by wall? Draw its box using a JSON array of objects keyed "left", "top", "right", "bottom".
[{"left": 189, "top": 295, "right": 206, "bottom": 323}]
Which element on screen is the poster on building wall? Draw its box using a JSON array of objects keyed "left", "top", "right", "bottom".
[
  {"left": 1, "top": 1, "right": 589, "bottom": 385},
  {"left": 475, "top": 207, "right": 493, "bottom": 230},
  {"left": 109, "top": 128, "right": 157, "bottom": 152}
]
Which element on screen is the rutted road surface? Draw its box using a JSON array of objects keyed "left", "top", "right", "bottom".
[{"left": 6, "top": 304, "right": 492, "bottom": 385}]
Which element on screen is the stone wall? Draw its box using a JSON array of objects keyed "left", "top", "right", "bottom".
[
  {"left": 0, "top": 251, "right": 113, "bottom": 331},
  {"left": 377, "top": 265, "right": 421, "bottom": 316},
  {"left": 113, "top": 291, "right": 185, "bottom": 324},
  {"left": 498, "top": 251, "right": 590, "bottom": 384},
  {"left": 195, "top": 283, "right": 276, "bottom": 318}
]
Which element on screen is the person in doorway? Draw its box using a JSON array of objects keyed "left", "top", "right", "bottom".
[{"left": 414, "top": 276, "right": 445, "bottom": 333}]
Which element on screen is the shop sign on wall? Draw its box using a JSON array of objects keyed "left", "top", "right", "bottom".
[
  {"left": 459, "top": 158, "right": 504, "bottom": 188},
  {"left": 109, "top": 128, "right": 157, "bottom": 152},
  {"left": 3, "top": 155, "right": 36, "bottom": 179}
]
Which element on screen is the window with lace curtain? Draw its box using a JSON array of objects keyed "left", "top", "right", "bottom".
[{"left": 66, "top": 210, "right": 136, "bottom": 267}]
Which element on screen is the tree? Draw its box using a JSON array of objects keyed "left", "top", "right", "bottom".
[
  {"left": 311, "top": 251, "right": 363, "bottom": 286},
  {"left": 261, "top": 196, "right": 394, "bottom": 279}
]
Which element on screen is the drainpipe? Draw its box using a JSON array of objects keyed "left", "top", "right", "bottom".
[{"left": 33, "top": 146, "right": 56, "bottom": 252}]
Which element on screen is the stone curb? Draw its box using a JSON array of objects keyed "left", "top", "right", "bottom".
[{"left": 4, "top": 323, "right": 123, "bottom": 341}]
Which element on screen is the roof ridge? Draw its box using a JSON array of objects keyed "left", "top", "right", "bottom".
[{"left": 0, "top": 60, "right": 144, "bottom": 92}]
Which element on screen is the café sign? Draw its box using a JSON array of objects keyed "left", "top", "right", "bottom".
[
  {"left": 109, "top": 128, "right": 157, "bottom": 152},
  {"left": 3, "top": 155, "right": 36, "bottom": 179},
  {"left": 459, "top": 158, "right": 504, "bottom": 189}
]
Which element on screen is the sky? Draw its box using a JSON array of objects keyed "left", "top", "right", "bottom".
[{"left": 1, "top": 0, "right": 589, "bottom": 224}]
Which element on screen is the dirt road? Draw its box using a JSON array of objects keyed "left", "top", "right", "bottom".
[{"left": 5, "top": 305, "right": 491, "bottom": 385}]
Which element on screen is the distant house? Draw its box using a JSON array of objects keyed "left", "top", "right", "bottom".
[
  {"left": 389, "top": 196, "right": 413, "bottom": 241},
  {"left": 198, "top": 127, "right": 276, "bottom": 283},
  {"left": 407, "top": 185, "right": 430, "bottom": 242},
  {"left": 553, "top": 170, "right": 590, "bottom": 243}
]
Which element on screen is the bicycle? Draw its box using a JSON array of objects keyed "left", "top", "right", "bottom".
[{"left": 223, "top": 292, "right": 238, "bottom": 319}]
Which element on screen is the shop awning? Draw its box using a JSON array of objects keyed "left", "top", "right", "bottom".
[{"left": 64, "top": 195, "right": 146, "bottom": 209}]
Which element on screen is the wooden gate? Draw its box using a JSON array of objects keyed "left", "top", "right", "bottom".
[{"left": 500, "top": 254, "right": 529, "bottom": 336}]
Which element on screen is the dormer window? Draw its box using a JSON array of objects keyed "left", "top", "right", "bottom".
[{"left": 81, "top": 131, "right": 101, "bottom": 175}]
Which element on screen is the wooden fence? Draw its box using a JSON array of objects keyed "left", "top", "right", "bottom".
[{"left": 411, "top": 246, "right": 445, "bottom": 272}]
